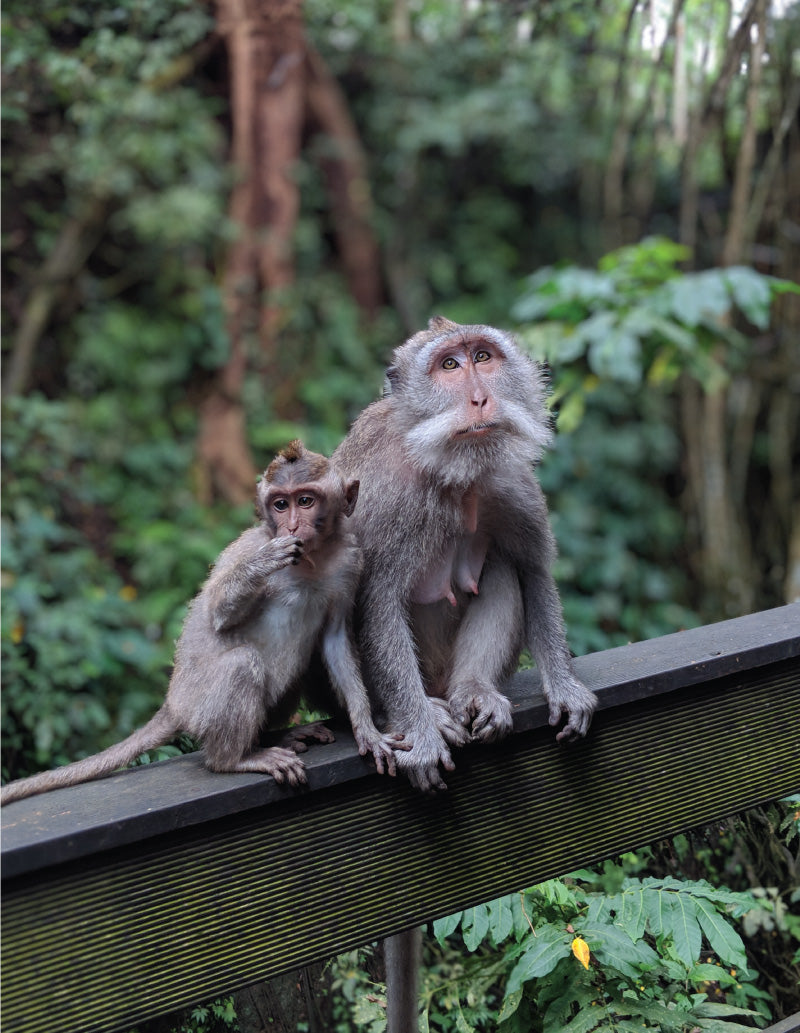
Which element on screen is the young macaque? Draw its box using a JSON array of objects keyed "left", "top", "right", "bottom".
[
  {"left": 1, "top": 442, "right": 404, "bottom": 806},
  {"left": 334, "top": 316, "right": 597, "bottom": 794}
]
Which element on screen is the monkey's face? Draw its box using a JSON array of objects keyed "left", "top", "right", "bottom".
[
  {"left": 257, "top": 463, "right": 358, "bottom": 555},
  {"left": 389, "top": 322, "right": 553, "bottom": 485},
  {"left": 426, "top": 338, "right": 502, "bottom": 435},
  {"left": 268, "top": 486, "right": 319, "bottom": 539}
]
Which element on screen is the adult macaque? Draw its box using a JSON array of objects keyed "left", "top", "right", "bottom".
[
  {"left": 334, "top": 316, "right": 597, "bottom": 793},
  {"left": 1, "top": 442, "right": 404, "bottom": 806}
]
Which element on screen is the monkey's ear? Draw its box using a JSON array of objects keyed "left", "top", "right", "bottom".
[
  {"left": 343, "top": 480, "right": 360, "bottom": 518},
  {"left": 385, "top": 365, "right": 400, "bottom": 392},
  {"left": 254, "top": 478, "right": 270, "bottom": 522},
  {"left": 428, "top": 315, "right": 459, "bottom": 333}
]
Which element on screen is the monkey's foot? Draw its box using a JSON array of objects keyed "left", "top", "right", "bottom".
[
  {"left": 280, "top": 722, "right": 336, "bottom": 754},
  {"left": 394, "top": 724, "right": 455, "bottom": 794},
  {"left": 353, "top": 728, "right": 410, "bottom": 777},
  {"left": 448, "top": 684, "right": 513, "bottom": 743},
  {"left": 428, "top": 697, "right": 471, "bottom": 748},
  {"left": 545, "top": 674, "right": 597, "bottom": 741},
  {"left": 231, "top": 747, "right": 308, "bottom": 787}
]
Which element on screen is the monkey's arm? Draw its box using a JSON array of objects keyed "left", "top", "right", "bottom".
[
  {"left": 320, "top": 617, "right": 409, "bottom": 776},
  {"left": 515, "top": 493, "right": 596, "bottom": 739},
  {"left": 523, "top": 565, "right": 596, "bottom": 739},
  {"left": 205, "top": 531, "right": 301, "bottom": 633}
]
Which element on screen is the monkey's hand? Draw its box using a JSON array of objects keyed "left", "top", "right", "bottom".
[
  {"left": 546, "top": 674, "right": 597, "bottom": 742},
  {"left": 448, "top": 683, "right": 513, "bottom": 743},
  {"left": 353, "top": 727, "right": 411, "bottom": 777},
  {"left": 261, "top": 535, "right": 303, "bottom": 568}
]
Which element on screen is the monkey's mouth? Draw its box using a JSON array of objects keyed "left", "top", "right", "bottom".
[{"left": 455, "top": 422, "right": 496, "bottom": 437}]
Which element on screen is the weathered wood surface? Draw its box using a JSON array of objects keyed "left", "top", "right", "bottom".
[{"left": 2, "top": 604, "right": 799, "bottom": 1033}]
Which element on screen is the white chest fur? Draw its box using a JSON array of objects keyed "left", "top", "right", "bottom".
[{"left": 245, "top": 572, "right": 330, "bottom": 685}]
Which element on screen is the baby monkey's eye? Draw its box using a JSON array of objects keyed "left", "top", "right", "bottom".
[
  {"left": 474, "top": 350, "right": 491, "bottom": 363},
  {"left": 297, "top": 496, "right": 315, "bottom": 508},
  {"left": 273, "top": 498, "right": 289, "bottom": 511},
  {"left": 442, "top": 356, "right": 460, "bottom": 370}
]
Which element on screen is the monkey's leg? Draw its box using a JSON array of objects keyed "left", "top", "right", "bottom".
[
  {"left": 385, "top": 927, "right": 422, "bottom": 1033},
  {"left": 446, "top": 558, "right": 523, "bottom": 743},
  {"left": 197, "top": 648, "right": 306, "bottom": 786},
  {"left": 359, "top": 590, "right": 461, "bottom": 792}
]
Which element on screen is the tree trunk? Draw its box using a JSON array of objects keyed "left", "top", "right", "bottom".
[
  {"left": 3, "top": 196, "right": 109, "bottom": 399},
  {"left": 234, "top": 963, "right": 332, "bottom": 1033},
  {"left": 200, "top": 0, "right": 306, "bottom": 503},
  {"left": 677, "top": 0, "right": 765, "bottom": 615},
  {"left": 200, "top": 0, "right": 382, "bottom": 502},
  {"left": 305, "top": 44, "right": 382, "bottom": 318}
]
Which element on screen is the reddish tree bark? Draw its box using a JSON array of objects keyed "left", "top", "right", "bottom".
[{"left": 199, "top": 0, "right": 382, "bottom": 504}]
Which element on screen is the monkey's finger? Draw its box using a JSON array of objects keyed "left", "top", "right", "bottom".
[
  {"left": 425, "top": 769, "right": 449, "bottom": 793},
  {"left": 378, "top": 746, "right": 396, "bottom": 777},
  {"left": 439, "top": 750, "right": 456, "bottom": 772},
  {"left": 434, "top": 708, "right": 471, "bottom": 747},
  {"left": 471, "top": 711, "right": 490, "bottom": 735},
  {"left": 409, "top": 765, "right": 448, "bottom": 793},
  {"left": 472, "top": 717, "right": 502, "bottom": 742},
  {"left": 556, "top": 713, "right": 590, "bottom": 742}
]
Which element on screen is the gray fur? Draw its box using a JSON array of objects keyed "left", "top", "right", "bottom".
[
  {"left": 2, "top": 448, "right": 402, "bottom": 806},
  {"left": 334, "top": 317, "right": 597, "bottom": 794}
]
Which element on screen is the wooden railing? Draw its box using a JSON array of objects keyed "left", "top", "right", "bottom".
[{"left": 2, "top": 603, "right": 799, "bottom": 1033}]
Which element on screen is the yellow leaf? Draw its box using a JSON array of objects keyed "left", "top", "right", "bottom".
[{"left": 572, "top": 937, "right": 590, "bottom": 970}]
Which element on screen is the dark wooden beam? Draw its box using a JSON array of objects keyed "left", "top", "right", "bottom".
[{"left": 2, "top": 604, "right": 799, "bottom": 1033}]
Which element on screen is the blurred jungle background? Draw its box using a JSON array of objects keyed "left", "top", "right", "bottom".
[{"left": 1, "top": 1, "right": 798, "bottom": 1030}]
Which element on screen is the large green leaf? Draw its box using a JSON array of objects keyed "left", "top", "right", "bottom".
[
  {"left": 506, "top": 928, "right": 571, "bottom": 994},
  {"left": 578, "top": 921, "right": 659, "bottom": 980},
  {"left": 664, "top": 892, "right": 703, "bottom": 967},
  {"left": 694, "top": 897, "right": 748, "bottom": 970}
]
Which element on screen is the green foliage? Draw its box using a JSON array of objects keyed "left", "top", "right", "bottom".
[
  {"left": 3, "top": 0, "right": 225, "bottom": 224},
  {"left": 534, "top": 380, "right": 700, "bottom": 653},
  {"left": 427, "top": 870, "right": 771, "bottom": 1032},
  {"left": 129, "top": 996, "right": 238, "bottom": 1033},
  {"left": 1, "top": 394, "right": 161, "bottom": 775},
  {"left": 329, "top": 947, "right": 387, "bottom": 1032},
  {"left": 505, "top": 237, "right": 798, "bottom": 643},
  {"left": 0, "top": 373, "right": 247, "bottom": 778},
  {"left": 513, "top": 237, "right": 798, "bottom": 430}
]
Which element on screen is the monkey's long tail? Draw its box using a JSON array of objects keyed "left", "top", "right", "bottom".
[{"left": 0, "top": 707, "right": 179, "bottom": 806}]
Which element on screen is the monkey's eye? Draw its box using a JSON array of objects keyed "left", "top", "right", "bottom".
[
  {"left": 272, "top": 498, "right": 289, "bottom": 512},
  {"left": 441, "top": 356, "right": 460, "bottom": 370},
  {"left": 297, "top": 495, "right": 315, "bottom": 508},
  {"left": 474, "top": 349, "right": 491, "bottom": 363}
]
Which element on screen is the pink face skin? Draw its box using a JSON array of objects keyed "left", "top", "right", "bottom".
[
  {"left": 267, "top": 486, "right": 323, "bottom": 548},
  {"left": 428, "top": 340, "right": 503, "bottom": 436}
]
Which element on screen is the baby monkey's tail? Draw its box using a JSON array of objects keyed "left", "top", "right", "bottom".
[{"left": 0, "top": 707, "right": 178, "bottom": 805}]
